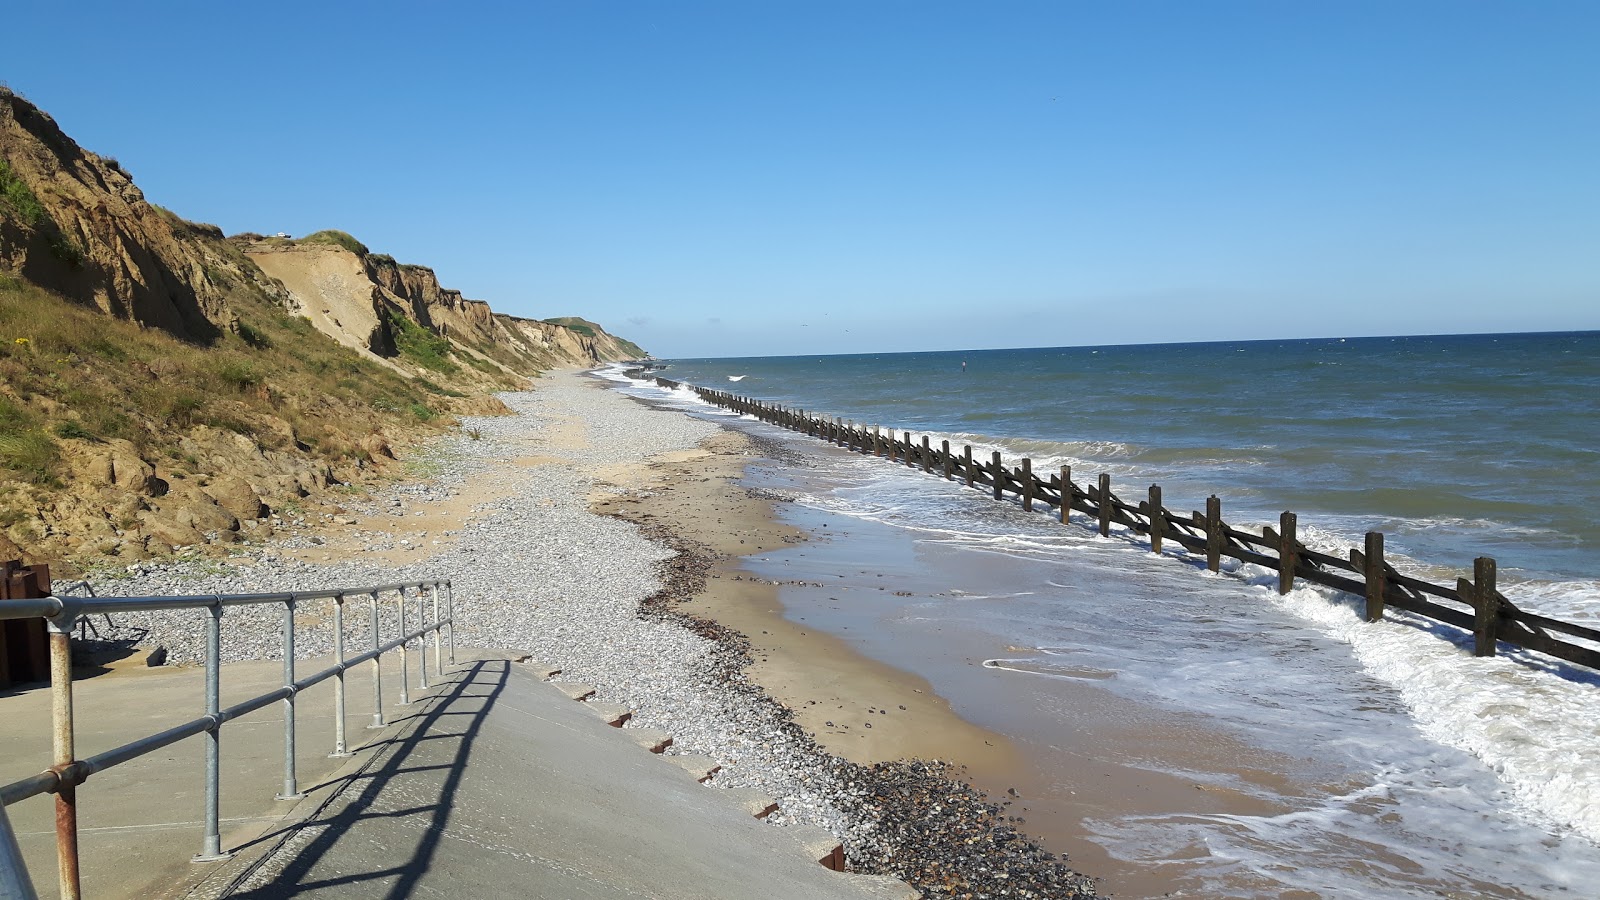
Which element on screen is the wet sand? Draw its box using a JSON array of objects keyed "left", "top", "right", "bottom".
[{"left": 594, "top": 419, "right": 1298, "bottom": 898}]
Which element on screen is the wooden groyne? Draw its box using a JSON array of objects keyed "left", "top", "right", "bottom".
[{"left": 630, "top": 371, "right": 1600, "bottom": 674}]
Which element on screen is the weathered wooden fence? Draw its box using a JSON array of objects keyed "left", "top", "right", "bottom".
[{"left": 629, "top": 371, "right": 1600, "bottom": 673}]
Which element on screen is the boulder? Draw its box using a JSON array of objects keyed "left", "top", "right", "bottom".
[{"left": 201, "top": 474, "right": 267, "bottom": 520}]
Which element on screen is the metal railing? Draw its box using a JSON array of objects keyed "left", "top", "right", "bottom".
[{"left": 0, "top": 579, "right": 455, "bottom": 900}]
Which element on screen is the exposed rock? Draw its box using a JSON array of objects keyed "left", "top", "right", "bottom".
[{"left": 201, "top": 474, "right": 267, "bottom": 521}]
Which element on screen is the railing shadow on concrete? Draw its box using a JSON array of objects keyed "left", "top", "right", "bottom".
[
  {"left": 219, "top": 658, "right": 507, "bottom": 899},
  {"left": 0, "top": 579, "right": 456, "bottom": 900}
]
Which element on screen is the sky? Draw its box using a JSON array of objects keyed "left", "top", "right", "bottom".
[{"left": 5, "top": 1, "right": 1596, "bottom": 358}]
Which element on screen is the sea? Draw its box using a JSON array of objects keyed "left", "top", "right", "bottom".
[{"left": 600, "top": 331, "right": 1600, "bottom": 898}]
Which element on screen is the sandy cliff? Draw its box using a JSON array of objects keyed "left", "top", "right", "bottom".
[{"left": 0, "top": 87, "right": 645, "bottom": 568}]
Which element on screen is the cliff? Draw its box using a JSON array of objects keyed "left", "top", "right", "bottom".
[{"left": 0, "top": 86, "right": 644, "bottom": 569}]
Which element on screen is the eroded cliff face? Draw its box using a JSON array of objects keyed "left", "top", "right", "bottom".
[
  {"left": 0, "top": 88, "right": 646, "bottom": 568},
  {"left": 0, "top": 87, "right": 643, "bottom": 373},
  {"left": 0, "top": 88, "right": 287, "bottom": 343},
  {"left": 247, "top": 241, "right": 643, "bottom": 377}
]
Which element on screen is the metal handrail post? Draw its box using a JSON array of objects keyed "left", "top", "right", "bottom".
[
  {"left": 276, "top": 597, "right": 304, "bottom": 800},
  {"left": 329, "top": 592, "right": 348, "bottom": 752},
  {"left": 46, "top": 612, "right": 80, "bottom": 900},
  {"left": 0, "top": 802, "right": 40, "bottom": 900},
  {"left": 192, "top": 600, "right": 231, "bottom": 862},
  {"left": 446, "top": 581, "right": 455, "bottom": 665},
  {"left": 396, "top": 588, "right": 410, "bottom": 705},
  {"left": 416, "top": 588, "right": 429, "bottom": 692},
  {"left": 330, "top": 594, "right": 349, "bottom": 757},
  {"left": 430, "top": 584, "right": 443, "bottom": 678},
  {"left": 368, "top": 591, "right": 384, "bottom": 729}
]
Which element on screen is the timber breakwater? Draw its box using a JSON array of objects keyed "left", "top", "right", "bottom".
[{"left": 633, "top": 370, "right": 1600, "bottom": 676}]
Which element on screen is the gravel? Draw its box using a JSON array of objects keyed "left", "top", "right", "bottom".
[{"left": 82, "top": 371, "right": 1100, "bottom": 899}]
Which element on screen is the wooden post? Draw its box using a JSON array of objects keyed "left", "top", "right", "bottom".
[
  {"left": 942, "top": 440, "right": 952, "bottom": 480},
  {"left": 1471, "top": 556, "right": 1499, "bottom": 657},
  {"left": 873, "top": 426, "right": 882, "bottom": 457},
  {"left": 1021, "top": 459, "right": 1034, "bottom": 511},
  {"left": 991, "top": 451, "right": 1004, "bottom": 500},
  {"left": 1278, "top": 511, "right": 1297, "bottom": 595},
  {"left": 1097, "top": 474, "right": 1112, "bottom": 536},
  {"left": 1363, "top": 532, "right": 1385, "bottom": 622},
  {"left": 1148, "top": 485, "right": 1164, "bottom": 554},
  {"left": 921, "top": 437, "right": 932, "bottom": 473},
  {"left": 964, "top": 446, "right": 974, "bottom": 487},
  {"left": 888, "top": 430, "right": 897, "bottom": 462},
  {"left": 904, "top": 432, "right": 915, "bottom": 468},
  {"left": 1205, "top": 495, "right": 1223, "bottom": 572},
  {"left": 1060, "top": 466, "right": 1072, "bottom": 524}
]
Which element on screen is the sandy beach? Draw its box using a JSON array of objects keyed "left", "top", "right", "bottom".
[{"left": 89, "top": 371, "right": 1097, "bottom": 898}]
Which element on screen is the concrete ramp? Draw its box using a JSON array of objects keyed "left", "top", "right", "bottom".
[{"left": 196, "top": 659, "right": 907, "bottom": 899}]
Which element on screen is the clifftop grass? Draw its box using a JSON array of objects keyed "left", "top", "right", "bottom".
[{"left": 299, "top": 229, "right": 370, "bottom": 256}]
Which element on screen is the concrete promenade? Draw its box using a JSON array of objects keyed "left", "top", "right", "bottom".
[{"left": 1, "top": 650, "right": 915, "bottom": 899}]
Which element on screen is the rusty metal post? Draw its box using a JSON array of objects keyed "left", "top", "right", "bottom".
[
  {"left": 396, "top": 588, "right": 410, "bottom": 705},
  {"left": 331, "top": 594, "right": 350, "bottom": 757},
  {"left": 46, "top": 613, "right": 80, "bottom": 900},
  {"left": 277, "top": 598, "right": 303, "bottom": 800},
  {"left": 193, "top": 600, "right": 230, "bottom": 862},
  {"left": 368, "top": 591, "right": 385, "bottom": 729}
]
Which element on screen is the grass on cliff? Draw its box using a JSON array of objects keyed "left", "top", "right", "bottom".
[
  {"left": 387, "top": 310, "right": 458, "bottom": 374},
  {"left": 298, "top": 230, "right": 370, "bottom": 256},
  {"left": 0, "top": 160, "right": 46, "bottom": 227},
  {"left": 0, "top": 275, "right": 447, "bottom": 487}
]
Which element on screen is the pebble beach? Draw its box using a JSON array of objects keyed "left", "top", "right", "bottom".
[{"left": 82, "top": 371, "right": 1100, "bottom": 900}]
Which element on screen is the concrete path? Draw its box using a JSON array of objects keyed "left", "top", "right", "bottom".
[{"left": 2, "top": 651, "right": 914, "bottom": 899}]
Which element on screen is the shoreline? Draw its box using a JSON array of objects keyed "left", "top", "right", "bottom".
[{"left": 83, "top": 371, "right": 1100, "bottom": 898}]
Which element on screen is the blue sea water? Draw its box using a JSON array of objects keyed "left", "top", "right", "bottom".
[
  {"left": 659, "top": 332, "right": 1600, "bottom": 586},
  {"left": 601, "top": 331, "right": 1600, "bottom": 898}
]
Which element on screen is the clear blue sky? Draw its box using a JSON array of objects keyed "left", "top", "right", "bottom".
[{"left": 6, "top": 1, "right": 1596, "bottom": 358}]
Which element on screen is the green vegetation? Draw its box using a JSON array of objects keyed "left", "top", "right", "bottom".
[
  {"left": 543, "top": 317, "right": 596, "bottom": 338},
  {"left": 0, "top": 276, "right": 452, "bottom": 488},
  {"left": 367, "top": 253, "right": 396, "bottom": 267},
  {"left": 387, "top": 309, "right": 458, "bottom": 374},
  {"left": 0, "top": 160, "right": 46, "bottom": 227},
  {"left": 0, "top": 428, "right": 59, "bottom": 486},
  {"left": 299, "top": 230, "right": 370, "bottom": 256}
]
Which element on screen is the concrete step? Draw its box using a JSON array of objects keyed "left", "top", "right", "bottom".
[
  {"left": 785, "top": 824, "right": 846, "bottom": 871},
  {"left": 551, "top": 681, "right": 596, "bottom": 701},
  {"left": 583, "top": 701, "right": 633, "bottom": 727},
  {"left": 526, "top": 661, "right": 562, "bottom": 680},
  {"left": 624, "top": 726, "right": 673, "bottom": 753},
  {"left": 666, "top": 753, "right": 721, "bottom": 783},
  {"left": 720, "top": 788, "right": 780, "bottom": 819}
]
